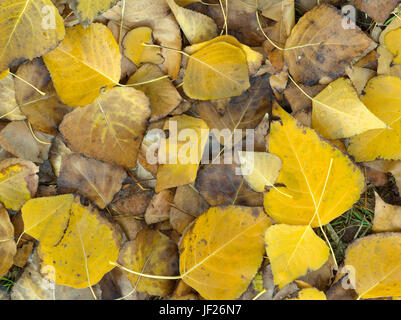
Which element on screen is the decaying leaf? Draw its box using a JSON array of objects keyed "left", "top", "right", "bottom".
[
  {"left": 284, "top": 4, "right": 376, "bottom": 85},
  {"left": 0, "top": 0, "right": 65, "bottom": 71},
  {"left": 373, "top": 193, "right": 401, "bottom": 232},
  {"left": 0, "top": 158, "right": 38, "bottom": 211},
  {"left": 156, "top": 115, "right": 209, "bottom": 192},
  {"left": 0, "top": 74, "right": 25, "bottom": 121},
  {"left": 239, "top": 151, "right": 282, "bottom": 193},
  {"left": 265, "top": 224, "right": 330, "bottom": 288},
  {"left": 15, "top": 59, "right": 70, "bottom": 134},
  {"left": 0, "top": 204, "right": 16, "bottom": 277},
  {"left": 166, "top": 0, "right": 218, "bottom": 44},
  {"left": 348, "top": 76, "right": 401, "bottom": 161},
  {"left": 344, "top": 233, "right": 401, "bottom": 299},
  {"left": 118, "top": 228, "right": 178, "bottom": 296},
  {"left": 264, "top": 105, "right": 365, "bottom": 226},
  {"left": 127, "top": 64, "right": 182, "bottom": 121},
  {"left": 145, "top": 189, "right": 176, "bottom": 225},
  {"left": 312, "top": 77, "right": 386, "bottom": 139},
  {"left": 180, "top": 206, "right": 271, "bottom": 299},
  {"left": 351, "top": 0, "right": 400, "bottom": 24},
  {"left": 22, "top": 194, "right": 121, "bottom": 288},
  {"left": 58, "top": 153, "right": 127, "bottom": 209},
  {"left": 66, "top": 0, "right": 119, "bottom": 27},
  {"left": 43, "top": 23, "right": 121, "bottom": 106},
  {"left": 59, "top": 87, "right": 150, "bottom": 168}
]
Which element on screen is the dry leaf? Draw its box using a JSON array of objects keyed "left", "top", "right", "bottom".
[
  {"left": 264, "top": 105, "right": 365, "bottom": 226},
  {"left": 351, "top": 0, "right": 400, "bottom": 23},
  {"left": 156, "top": 115, "right": 209, "bottom": 192},
  {"left": 43, "top": 23, "right": 121, "bottom": 106},
  {"left": 345, "top": 65, "right": 376, "bottom": 96},
  {"left": 373, "top": 193, "right": 401, "bottom": 232},
  {"left": 344, "top": 233, "right": 401, "bottom": 299},
  {"left": 265, "top": 224, "right": 330, "bottom": 288},
  {"left": 59, "top": 87, "right": 150, "bottom": 168},
  {"left": 0, "top": 204, "right": 16, "bottom": 277},
  {"left": 312, "top": 77, "right": 386, "bottom": 139},
  {"left": 58, "top": 153, "right": 127, "bottom": 209},
  {"left": 180, "top": 206, "right": 272, "bottom": 299},
  {"left": 284, "top": 4, "right": 376, "bottom": 85},
  {"left": 166, "top": 0, "right": 218, "bottom": 44},
  {"left": 127, "top": 64, "right": 182, "bottom": 121},
  {"left": 15, "top": 59, "right": 70, "bottom": 134},
  {"left": 22, "top": 194, "right": 121, "bottom": 288},
  {"left": 0, "top": 74, "right": 25, "bottom": 121},
  {"left": 0, "top": 0, "right": 65, "bottom": 71},
  {"left": 145, "top": 189, "right": 176, "bottom": 225},
  {"left": 0, "top": 158, "right": 38, "bottom": 210},
  {"left": 66, "top": 0, "right": 118, "bottom": 26},
  {"left": 348, "top": 76, "right": 401, "bottom": 161},
  {"left": 118, "top": 228, "right": 178, "bottom": 296}
]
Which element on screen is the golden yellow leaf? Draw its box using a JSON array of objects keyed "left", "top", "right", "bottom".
[
  {"left": 127, "top": 64, "right": 182, "bottom": 121},
  {"left": 185, "top": 35, "right": 263, "bottom": 75},
  {"left": 265, "top": 224, "right": 330, "bottom": 288},
  {"left": 58, "top": 153, "right": 127, "bottom": 209},
  {"left": 239, "top": 151, "right": 281, "bottom": 193},
  {"left": 66, "top": 0, "right": 118, "bottom": 27},
  {"left": 118, "top": 228, "right": 178, "bottom": 296},
  {"left": 348, "top": 76, "right": 401, "bottom": 161},
  {"left": 183, "top": 41, "right": 250, "bottom": 100},
  {"left": 43, "top": 23, "right": 121, "bottom": 107},
  {"left": 0, "top": 204, "right": 16, "bottom": 278},
  {"left": 0, "top": 69, "right": 9, "bottom": 80},
  {"left": 344, "top": 233, "right": 401, "bottom": 299},
  {"left": 0, "top": 0, "right": 65, "bottom": 71},
  {"left": 289, "top": 288, "right": 327, "bottom": 300},
  {"left": 22, "top": 194, "right": 121, "bottom": 288},
  {"left": 59, "top": 87, "right": 150, "bottom": 168},
  {"left": 373, "top": 193, "right": 401, "bottom": 232},
  {"left": 0, "top": 74, "right": 26, "bottom": 121},
  {"left": 385, "top": 28, "right": 401, "bottom": 64},
  {"left": 122, "top": 27, "right": 163, "bottom": 66},
  {"left": 156, "top": 115, "right": 209, "bottom": 192},
  {"left": 0, "top": 158, "right": 38, "bottom": 211},
  {"left": 284, "top": 4, "right": 376, "bottom": 85},
  {"left": 264, "top": 105, "right": 365, "bottom": 226},
  {"left": 180, "top": 206, "right": 272, "bottom": 299},
  {"left": 312, "top": 77, "right": 386, "bottom": 139},
  {"left": 166, "top": 0, "right": 217, "bottom": 44}
]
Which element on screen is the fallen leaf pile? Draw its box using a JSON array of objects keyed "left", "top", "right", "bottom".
[{"left": 0, "top": 0, "right": 401, "bottom": 301}]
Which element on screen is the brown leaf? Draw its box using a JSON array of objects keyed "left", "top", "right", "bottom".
[
  {"left": 14, "top": 59, "right": 70, "bottom": 134},
  {"left": 0, "top": 204, "right": 16, "bottom": 277},
  {"left": 284, "top": 4, "right": 376, "bottom": 85},
  {"left": 13, "top": 241, "right": 34, "bottom": 268},
  {"left": 351, "top": 0, "right": 400, "bottom": 23},
  {"left": 145, "top": 189, "right": 176, "bottom": 225},
  {"left": 58, "top": 153, "right": 127, "bottom": 209}
]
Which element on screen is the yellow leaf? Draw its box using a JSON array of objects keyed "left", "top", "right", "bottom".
[
  {"left": 0, "top": 69, "right": 9, "bottom": 80},
  {"left": 265, "top": 224, "right": 330, "bottom": 288},
  {"left": 123, "top": 27, "right": 163, "bottom": 66},
  {"left": 0, "top": 158, "right": 38, "bottom": 210},
  {"left": 312, "top": 77, "right": 386, "bottom": 139},
  {"left": 127, "top": 64, "right": 182, "bottom": 121},
  {"left": 0, "top": 0, "right": 65, "bottom": 71},
  {"left": 180, "top": 206, "right": 272, "bottom": 299},
  {"left": 385, "top": 28, "right": 401, "bottom": 64},
  {"left": 43, "top": 23, "right": 121, "bottom": 107},
  {"left": 119, "top": 228, "right": 178, "bottom": 296},
  {"left": 264, "top": 105, "right": 365, "bottom": 226},
  {"left": 373, "top": 193, "right": 401, "bottom": 232},
  {"left": 66, "top": 0, "right": 118, "bottom": 27},
  {"left": 156, "top": 115, "right": 209, "bottom": 192},
  {"left": 59, "top": 87, "right": 150, "bottom": 168},
  {"left": 22, "top": 195, "right": 121, "bottom": 288},
  {"left": 0, "top": 204, "right": 16, "bottom": 278},
  {"left": 185, "top": 35, "right": 263, "bottom": 75},
  {"left": 289, "top": 288, "right": 327, "bottom": 300},
  {"left": 344, "top": 233, "right": 401, "bottom": 299},
  {"left": 239, "top": 151, "right": 282, "bottom": 193},
  {"left": 348, "top": 76, "right": 401, "bottom": 161},
  {"left": 183, "top": 41, "right": 250, "bottom": 100},
  {"left": 166, "top": 0, "right": 217, "bottom": 44}
]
